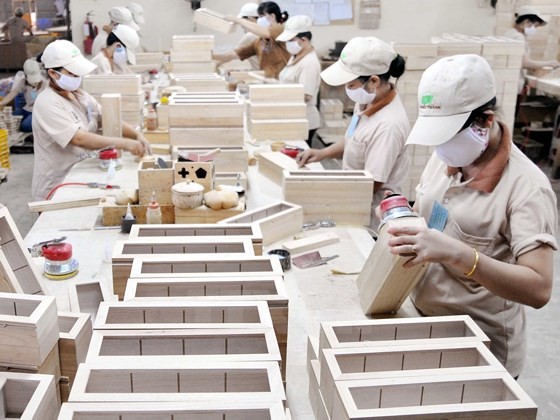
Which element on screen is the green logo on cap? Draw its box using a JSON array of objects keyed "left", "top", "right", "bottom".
[
  {"left": 341, "top": 52, "right": 346, "bottom": 60},
  {"left": 421, "top": 95, "right": 433, "bottom": 105}
]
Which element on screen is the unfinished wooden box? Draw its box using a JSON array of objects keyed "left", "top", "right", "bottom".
[
  {"left": 68, "top": 280, "right": 116, "bottom": 324},
  {"left": 309, "top": 359, "right": 330, "bottom": 420},
  {"left": 170, "top": 127, "right": 244, "bottom": 147},
  {"left": 0, "top": 343, "right": 60, "bottom": 381},
  {"left": 331, "top": 371, "right": 536, "bottom": 419},
  {"left": 249, "top": 102, "right": 307, "bottom": 120},
  {"left": 220, "top": 201, "right": 303, "bottom": 246},
  {"left": 258, "top": 152, "right": 301, "bottom": 185},
  {"left": 250, "top": 119, "right": 309, "bottom": 141},
  {"left": 169, "top": 101, "right": 244, "bottom": 127},
  {"left": 193, "top": 8, "right": 237, "bottom": 34},
  {"left": 249, "top": 84, "right": 305, "bottom": 103},
  {"left": 99, "top": 197, "right": 175, "bottom": 226},
  {"left": 0, "top": 293, "right": 58, "bottom": 366},
  {"left": 0, "top": 372, "right": 58, "bottom": 420},
  {"left": 82, "top": 74, "right": 141, "bottom": 95},
  {"left": 215, "top": 172, "right": 248, "bottom": 190},
  {"left": 172, "top": 76, "right": 228, "bottom": 92},
  {"left": 69, "top": 360, "right": 285, "bottom": 403},
  {"left": 93, "top": 92, "right": 143, "bottom": 112},
  {"left": 173, "top": 146, "right": 249, "bottom": 173},
  {"left": 137, "top": 159, "right": 174, "bottom": 205},
  {"left": 0, "top": 207, "right": 47, "bottom": 295},
  {"left": 172, "top": 61, "right": 216, "bottom": 73},
  {"left": 100, "top": 94, "right": 122, "bottom": 138},
  {"left": 111, "top": 236, "right": 255, "bottom": 299},
  {"left": 57, "top": 312, "right": 92, "bottom": 385}
]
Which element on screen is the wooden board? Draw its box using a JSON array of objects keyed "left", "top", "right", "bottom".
[
  {"left": 170, "top": 49, "right": 212, "bottom": 63},
  {"left": 0, "top": 207, "right": 48, "bottom": 295},
  {"left": 173, "top": 146, "right": 249, "bottom": 173},
  {"left": 100, "top": 94, "right": 122, "bottom": 138},
  {"left": 0, "top": 293, "right": 58, "bottom": 366},
  {"left": 250, "top": 119, "right": 309, "bottom": 141},
  {"left": 249, "top": 84, "right": 305, "bottom": 103},
  {"left": 258, "top": 152, "right": 301, "bottom": 185},
  {"left": 68, "top": 280, "right": 116, "bottom": 324},
  {"left": 169, "top": 127, "right": 244, "bottom": 147},
  {"left": 172, "top": 35, "right": 215, "bottom": 51},
  {"left": 174, "top": 199, "right": 246, "bottom": 224},
  {"left": 0, "top": 343, "right": 61, "bottom": 382},
  {"left": 249, "top": 102, "right": 307, "bottom": 120},
  {"left": 0, "top": 372, "right": 58, "bottom": 420},
  {"left": 28, "top": 196, "right": 105, "bottom": 213},
  {"left": 99, "top": 197, "right": 175, "bottom": 226},
  {"left": 169, "top": 101, "right": 244, "bottom": 127},
  {"left": 193, "top": 8, "right": 237, "bottom": 34},
  {"left": 82, "top": 74, "right": 142, "bottom": 95},
  {"left": 93, "top": 92, "right": 143, "bottom": 112},
  {"left": 57, "top": 312, "right": 92, "bottom": 385},
  {"left": 282, "top": 232, "right": 339, "bottom": 254}
]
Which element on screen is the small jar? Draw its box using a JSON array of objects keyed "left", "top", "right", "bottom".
[{"left": 146, "top": 107, "right": 158, "bottom": 131}]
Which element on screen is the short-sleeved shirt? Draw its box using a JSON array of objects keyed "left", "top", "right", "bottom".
[
  {"left": 411, "top": 126, "right": 558, "bottom": 377},
  {"left": 10, "top": 72, "right": 46, "bottom": 112},
  {"left": 2, "top": 16, "right": 31, "bottom": 42},
  {"left": 32, "top": 86, "right": 102, "bottom": 201},
  {"left": 342, "top": 92, "right": 410, "bottom": 227},
  {"left": 91, "top": 51, "right": 130, "bottom": 75},
  {"left": 279, "top": 50, "right": 321, "bottom": 130},
  {"left": 503, "top": 28, "right": 529, "bottom": 93},
  {"left": 235, "top": 23, "right": 291, "bottom": 78},
  {"left": 237, "top": 32, "right": 260, "bottom": 70}
]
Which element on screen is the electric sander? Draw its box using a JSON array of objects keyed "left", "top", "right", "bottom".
[{"left": 30, "top": 237, "right": 79, "bottom": 280}]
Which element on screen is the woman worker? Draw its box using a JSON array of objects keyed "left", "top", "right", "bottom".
[
  {"left": 297, "top": 37, "right": 409, "bottom": 228},
  {"left": 31, "top": 40, "right": 151, "bottom": 201},
  {"left": 387, "top": 54, "right": 557, "bottom": 378},
  {"left": 91, "top": 24, "right": 139, "bottom": 75},
  {"left": 277, "top": 15, "right": 321, "bottom": 146},
  {"left": 213, "top": 1, "right": 290, "bottom": 78}
]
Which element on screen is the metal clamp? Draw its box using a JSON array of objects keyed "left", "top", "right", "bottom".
[{"left": 29, "top": 236, "right": 67, "bottom": 257}]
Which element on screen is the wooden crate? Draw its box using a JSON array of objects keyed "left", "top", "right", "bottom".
[
  {"left": 93, "top": 92, "right": 143, "bottom": 113},
  {"left": 249, "top": 119, "right": 308, "bottom": 141},
  {"left": 320, "top": 342, "right": 506, "bottom": 417},
  {"left": 111, "top": 236, "right": 255, "bottom": 299},
  {"left": 0, "top": 293, "right": 58, "bottom": 366},
  {"left": 169, "top": 127, "right": 244, "bottom": 147},
  {"left": 249, "top": 102, "right": 307, "bottom": 120},
  {"left": 68, "top": 280, "right": 116, "bottom": 324},
  {"left": 173, "top": 146, "right": 249, "bottom": 173},
  {"left": 128, "top": 223, "right": 263, "bottom": 255},
  {"left": 69, "top": 360, "right": 285, "bottom": 403},
  {"left": 99, "top": 197, "right": 175, "bottom": 226},
  {"left": 169, "top": 101, "right": 244, "bottom": 127},
  {"left": 220, "top": 201, "right": 303, "bottom": 246},
  {"left": 258, "top": 152, "right": 301, "bottom": 185},
  {"left": 137, "top": 159, "right": 174, "bottom": 205},
  {"left": 193, "top": 8, "right": 237, "bottom": 34},
  {"left": 0, "top": 372, "right": 58, "bottom": 420},
  {"left": 58, "top": 400, "right": 288, "bottom": 419},
  {"left": 0, "top": 207, "right": 47, "bottom": 295},
  {"left": 249, "top": 84, "right": 305, "bottom": 103},
  {"left": 331, "top": 371, "right": 536, "bottom": 419},
  {"left": 82, "top": 74, "right": 141, "bottom": 95},
  {"left": 57, "top": 312, "right": 92, "bottom": 386}
]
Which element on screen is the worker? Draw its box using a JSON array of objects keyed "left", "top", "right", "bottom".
[
  {"left": 0, "top": 59, "right": 45, "bottom": 133},
  {"left": 1, "top": 7, "right": 33, "bottom": 42},
  {"left": 235, "top": 3, "right": 260, "bottom": 71},
  {"left": 91, "top": 6, "right": 139, "bottom": 57},
  {"left": 31, "top": 40, "right": 151, "bottom": 201},
  {"left": 127, "top": 2, "right": 145, "bottom": 27},
  {"left": 387, "top": 54, "right": 557, "bottom": 378},
  {"left": 91, "top": 24, "right": 139, "bottom": 74},
  {"left": 503, "top": 5, "right": 560, "bottom": 93},
  {"left": 277, "top": 15, "right": 321, "bottom": 146},
  {"left": 297, "top": 37, "right": 409, "bottom": 228},
  {"left": 213, "top": 1, "right": 290, "bottom": 78}
]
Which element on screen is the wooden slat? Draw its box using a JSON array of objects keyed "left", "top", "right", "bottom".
[
  {"left": 100, "top": 94, "right": 122, "bottom": 138},
  {"left": 28, "top": 196, "right": 105, "bottom": 213},
  {"left": 57, "top": 312, "right": 92, "bottom": 385},
  {"left": 282, "top": 232, "right": 339, "bottom": 254}
]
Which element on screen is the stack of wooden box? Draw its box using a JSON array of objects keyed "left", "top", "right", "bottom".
[
  {"left": 169, "top": 35, "right": 216, "bottom": 74},
  {"left": 0, "top": 372, "right": 59, "bottom": 419},
  {"left": 247, "top": 84, "right": 309, "bottom": 141},
  {"left": 308, "top": 316, "right": 537, "bottom": 420},
  {"left": 320, "top": 98, "right": 347, "bottom": 136},
  {"left": 82, "top": 74, "right": 144, "bottom": 128}
]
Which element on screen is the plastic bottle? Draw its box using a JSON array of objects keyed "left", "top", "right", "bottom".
[
  {"left": 146, "top": 106, "right": 158, "bottom": 131},
  {"left": 157, "top": 96, "right": 169, "bottom": 130},
  {"left": 146, "top": 191, "right": 163, "bottom": 224},
  {"left": 106, "top": 159, "right": 116, "bottom": 183}
]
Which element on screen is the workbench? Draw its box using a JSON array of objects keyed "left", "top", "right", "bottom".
[{"left": 22, "top": 142, "right": 419, "bottom": 419}]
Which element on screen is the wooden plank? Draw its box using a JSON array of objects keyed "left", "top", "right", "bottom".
[
  {"left": 298, "top": 202, "right": 372, "bottom": 226},
  {"left": 173, "top": 146, "right": 249, "bottom": 173},
  {"left": 193, "top": 8, "right": 237, "bottom": 34},
  {"left": 169, "top": 127, "right": 244, "bottom": 147},
  {"left": 249, "top": 84, "right": 305, "bottom": 103},
  {"left": 172, "top": 35, "right": 215, "bottom": 51},
  {"left": 249, "top": 102, "right": 307, "bottom": 120},
  {"left": 258, "top": 152, "right": 301, "bottom": 185},
  {"left": 82, "top": 74, "right": 142, "bottom": 95},
  {"left": 57, "top": 312, "right": 92, "bottom": 385},
  {"left": 169, "top": 102, "right": 244, "bottom": 127},
  {"left": 170, "top": 49, "right": 213, "bottom": 63},
  {"left": 282, "top": 232, "right": 339, "bottom": 254},
  {"left": 28, "top": 196, "right": 104, "bottom": 213},
  {"left": 68, "top": 280, "right": 116, "bottom": 324},
  {"left": 100, "top": 94, "right": 122, "bottom": 138},
  {"left": 0, "top": 372, "right": 58, "bottom": 420},
  {"left": 250, "top": 119, "right": 309, "bottom": 141},
  {"left": 172, "top": 77, "right": 228, "bottom": 92}
]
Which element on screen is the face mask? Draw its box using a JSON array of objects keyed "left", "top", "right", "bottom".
[
  {"left": 524, "top": 24, "right": 537, "bottom": 37},
  {"left": 436, "top": 124, "right": 490, "bottom": 167},
  {"left": 345, "top": 81, "right": 376, "bottom": 105},
  {"left": 286, "top": 40, "right": 302, "bottom": 55},
  {"left": 54, "top": 71, "right": 82, "bottom": 92},
  {"left": 257, "top": 16, "right": 271, "bottom": 27},
  {"left": 30, "top": 89, "right": 38, "bottom": 100},
  {"left": 113, "top": 46, "right": 128, "bottom": 65}
]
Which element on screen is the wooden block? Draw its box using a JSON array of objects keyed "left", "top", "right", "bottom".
[
  {"left": 309, "top": 359, "right": 330, "bottom": 420},
  {"left": 169, "top": 101, "right": 243, "bottom": 127},
  {"left": 258, "top": 152, "right": 301, "bottom": 185},
  {"left": 435, "top": 42, "right": 483, "bottom": 56},
  {"left": 215, "top": 172, "right": 248, "bottom": 190},
  {"left": 173, "top": 161, "right": 214, "bottom": 192},
  {"left": 171, "top": 61, "right": 216, "bottom": 73},
  {"left": 143, "top": 128, "right": 169, "bottom": 144},
  {"left": 220, "top": 201, "right": 303, "bottom": 246},
  {"left": 193, "top": 8, "right": 237, "bottom": 34},
  {"left": 331, "top": 371, "right": 536, "bottom": 419},
  {"left": 0, "top": 207, "right": 48, "bottom": 295},
  {"left": 100, "top": 93, "right": 122, "bottom": 138},
  {"left": 174, "top": 199, "right": 246, "bottom": 224},
  {"left": 249, "top": 102, "right": 307, "bottom": 120},
  {"left": 300, "top": 203, "right": 372, "bottom": 226},
  {"left": 137, "top": 159, "right": 174, "bottom": 205},
  {"left": 57, "top": 312, "right": 92, "bottom": 385},
  {"left": 99, "top": 197, "right": 175, "bottom": 226},
  {"left": 82, "top": 74, "right": 141, "bottom": 95},
  {"left": 69, "top": 360, "right": 285, "bottom": 403},
  {"left": 229, "top": 70, "right": 266, "bottom": 83},
  {"left": 0, "top": 372, "right": 58, "bottom": 420},
  {"left": 249, "top": 84, "right": 305, "bottom": 103},
  {"left": 173, "top": 146, "right": 249, "bottom": 173},
  {"left": 0, "top": 293, "right": 58, "bottom": 366},
  {"left": 282, "top": 232, "right": 339, "bottom": 254},
  {"left": 68, "top": 280, "right": 116, "bottom": 324},
  {"left": 357, "top": 216, "right": 429, "bottom": 315},
  {"left": 250, "top": 119, "right": 309, "bottom": 141},
  {"left": 59, "top": 377, "right": 70, "bottom": 404},
  {"left": 170, "top": 127, "right": 244, "bottom": 147}
]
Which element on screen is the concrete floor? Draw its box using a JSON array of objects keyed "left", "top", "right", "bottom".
[{"left": 1, "top": 152, "right": 560, "bottom": 418}]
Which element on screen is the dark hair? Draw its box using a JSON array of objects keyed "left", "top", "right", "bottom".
[
  {"left": 461, "top": 97, "right": 498, "bottom": 130},
  {"left": 258, "top": 2, "right": 289, "bottom": 23},
  {"left": 297, "top": 31, "right": 312, "bottom": 41},
  {"left": 106, "top": 32, "right": 123, "bottom": 47},
  {"left": 356, "top": 54, "right": 406, "bottom": 83},
  {"left": 515, "top": 14, "right": 545, "bottom": 25}
]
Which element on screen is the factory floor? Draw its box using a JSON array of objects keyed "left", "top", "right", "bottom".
[{"left": 1, "top": 152, "right": 560, "bottom": 419}]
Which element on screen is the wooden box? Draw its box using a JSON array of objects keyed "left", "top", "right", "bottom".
[
  {"left": 249, "top": 84, "right": 305, "bottom": 103},
  {"left": 0, "top": 344, "right": 60, "bottom": 381},
  {"left": 220, "top": 201, "right": 303, "bottom": 246},
  {"left": 249, "top": 119, "right": 309, "bottom": 141},
  {"left": 193, "top": 8, "right": 237, "bottom": 34},
  {"left": 258, "top": 152, "right": 301, "bottom": 185},
  {"left": 170, "top": 49, "right": 212, "bottom": 63},
  {"left": 174, "top": 200, "right": 246, "bottom": 224},
  {"left": 57, "top": 312, "right": 92, "bottom": 386},
  {"left": 82, "top": 74, "right": 141, "bottom": 95},
  {"left": 68, "top": 280, "right": 116, "bottom": 324},
  {"left": 0, "top": 372, "right": 58, "bottom": 420},
  {"left": 93, "top": 92, "right": 143, "bottom": 112},
  {"left": 249, "top": 102, "right": 307, "bottom": 120},
  {"left": 171, "top": 61, "right": 216, "bottom": 73},
  {"left": 68, "top": 360, "right": 285, "bottom": 403},
  {"left": 172, "top": 76, "right": 228, "bottom": 92},
  {"left": 173, "top": 146, "right": 249, "bottom": 173},
  {"left": 0, "top": 293, "right": 58, "bottom": 366},
  {"left": 169, "top": 101, "right": 244, "bottom": 127},
  {"left": 215, "top": 172, "right": 248, "bottom": 190},
  {"left": 172, "top": 35, "right": 214, "bottom": 51},
  {"left": 137, "top": 159, "right": 174, "bottom": 205},
  {"left": 173, "top": 161, "right": 215, "bottom": 192},
  {"left": 0, "top": 207, "right": 47, "bottom": 295},
  {"left": 100, "top": 94, "right": 122, "bottom": 138},
  {"left": 170, "top": 127, "right": 244, "bottom": 147},
  {"left": 99, "top": 197, "right": 175, "bottom": 226},
  {"left": 331, "top": 372, "right": 536, "bottom": 419}
]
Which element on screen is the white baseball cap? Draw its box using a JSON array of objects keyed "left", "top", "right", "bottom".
[
  {"left": 276, "top": 15, "right": 312, "bottom": 42},
  {"left": 23, "top": 59, "right": 42, "bottom": 85},
  {"left": 112, "top": 24, "right": 139, "bottom": 64},
  {"left": 127, "top": 2, "right": 145, "bottom": 25},
  {"left": 109, "top": 6, "right": 139, "bottom": 31},
  {"left": 406, "top": 54, "right": 496, "bottom": 147},
  {"left": 41, "top": 40, "right": 97, "bottom": 76},
  {"left": 321, "top": 37, "right": 397, "bottom": 86},
  {"left": 238, "top": 3, "right": 259, "bottom": 18},
  {"left": 515, "top": 5, "right": 548, "bottom": 24}
]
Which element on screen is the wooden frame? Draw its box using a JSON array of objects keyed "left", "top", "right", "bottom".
[
  {"left": 0, "top": 207, "right": 48, "bottom": 295},
  {"left": 331, "top": 371, "right": 537, "bottom": 419},
  {"left": 169, "top": 127, "right": 244, "bottom": 147},
  {"left": 220, "top": 201, "right": 303, "bottom": 246},
  {"left": 0, "top": 372, "right": 58, "bottom": 420},
  {"left": 57, "top": 312, "right": 92, "bottom": 385},
  {"left": 193, "top": 8, "right": 237, "bottom": 34},
  {"left": 172, "top": 76, "right": 228, "bottom": 92},
  {"left": 67, "top": 280, "right": 116, "bottom": 324},
  {"left": 69, "top": 360, "right": 285, "bottom": 403},
  {"left": 0, "top": 293, "right": 58, "bottom": 366},
  {"left": 172, "top": 146, "right": 249, "bottom": 173},
  {"left": 258, "top": 152, "right": 302, "bottom": 185}
]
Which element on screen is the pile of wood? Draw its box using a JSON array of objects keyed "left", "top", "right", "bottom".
[
  {"left": 169, "top": 35, "right": 216, "bottom": 74},
  {"left": 308, "top": 316, "right": 537, "bottom": 420},
  {"left": 320, "top": 98, "right": 347, "bottom": 136}
]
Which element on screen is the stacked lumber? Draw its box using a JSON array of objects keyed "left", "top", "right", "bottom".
[
  {"left": 82, "top": 74, "right": 143, "bottom": 128},
  {"left": 308, "top": 316, "right": 537, "bottom": 420},
  {"left": 248, "top": 84, "right": 309, "bottom": 141},
  {"left": 169, "top": 35, "right": 216, "bottom": 74},
  {"left": 0, "top": 372, "right": 59, "bottom": 419}
]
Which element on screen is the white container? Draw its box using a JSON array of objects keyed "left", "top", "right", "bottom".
[{"left": 171, "top": 180, "right": 204, "bottom": 209}]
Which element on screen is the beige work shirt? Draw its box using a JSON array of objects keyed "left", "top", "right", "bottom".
[
  {"left": 342, "top": 93, "right": 410, "bottom": 227},
  {"left": 279, "top": 50, "right": 321, "bottom": 130},
  {"left": 91, "top": 51, "right": 130, "bottom": 75},
  {"left": 32, "top": 86, "right": 102, "bottom": 201},
  {"left": 2, "top": 16, "right": 31, "bottom": 42},
  {"left": 10, "top": 72, "right": 46, "bottom": 112},
  {"left": 411, "top": 127, "right": 558, "bottom": 377}
]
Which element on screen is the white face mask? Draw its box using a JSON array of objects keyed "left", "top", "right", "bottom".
[
  {"left": 113, "top": 46, "right": 128, "bottom": 65},
  {"left": 286, "top": 40, "right": 302, "bottom": 55},
  {"left": 436, "top": 124, "right": 490, "bottom": 167},
  {"left": 524, "top": 24, "right": 537, "bottom": 37},
  {"left": 54, "top": 71, "right": 82, "bottom": 92},
  {"left": 257, "top": 16, "right": 271, "bottom": 27},
  {"left": 345, "top": 80, "right": 376, "bottom": 105}
]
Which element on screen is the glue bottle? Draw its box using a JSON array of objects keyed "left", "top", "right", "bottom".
[
  {"left": 146, "top": 191, "right": 162, "bottom": 224},
  {"left": 121, "top": 202, "right": 137, "bottom": 234}
]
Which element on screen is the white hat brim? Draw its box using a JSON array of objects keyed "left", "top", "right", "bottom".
[
  {"left": 276, "top": 29, "right": 297, "bottom": 42},
  {"left": 134, "top": 14, "right": 145, "bottom": 25},
  {"left": 406, "top": 112, "right": 471, "bottom": 146},
  {"left": 126, "top": 48, "right": 136, "bottom": 65},
  {"left": 26, "top": 72, "right": 42, "bottom": 85},
  {"left": 320, "top": 60, "right": 359, "bottom": 86},
  {"left": 64, "top": 55, "right": 97, "bottom": 77}
]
